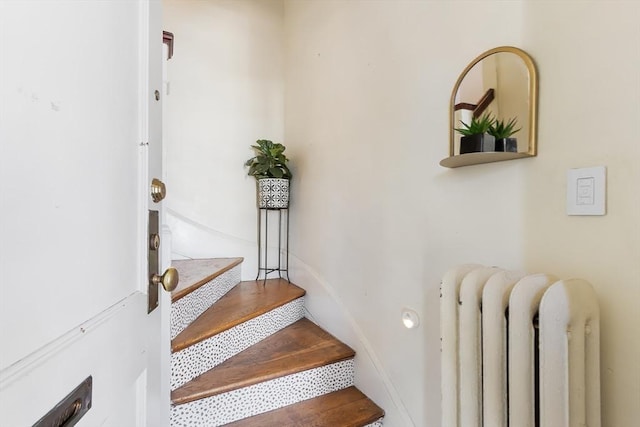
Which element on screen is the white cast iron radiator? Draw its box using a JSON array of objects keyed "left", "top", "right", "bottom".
[{"left": 440, "top": 265, "right": 600, "bottom": 427}]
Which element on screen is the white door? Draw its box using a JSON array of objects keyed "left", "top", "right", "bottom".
[{"left": 0, "top": 1, "right": 170, "bottom": 426}]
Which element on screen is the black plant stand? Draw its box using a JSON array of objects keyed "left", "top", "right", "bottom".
[{"left": 256, "top": 207, "right": 289, "bottom": 283}]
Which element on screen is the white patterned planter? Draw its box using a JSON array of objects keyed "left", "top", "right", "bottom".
[{"left": 257, "top": 178, "right": 289, "bottom": 209}]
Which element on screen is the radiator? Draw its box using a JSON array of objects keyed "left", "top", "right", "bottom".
[{"left": 440, "top": 265, "right": 600, "bottom": 427}]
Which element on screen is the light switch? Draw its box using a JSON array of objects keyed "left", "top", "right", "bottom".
[{"left": 567, "top": 166, "right": 606, "bottom": 215}]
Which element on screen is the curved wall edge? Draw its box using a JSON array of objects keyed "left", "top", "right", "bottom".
[
  {"left": 289, "top": 254, "right": 415, "bottom": 427},
  {"left": 166, "top": 208, "right": 258, "bottom": 280}
]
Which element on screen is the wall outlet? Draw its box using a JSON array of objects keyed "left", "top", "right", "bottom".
[{"left": 567, "top": 166, "right": 606, "bottom": 216}]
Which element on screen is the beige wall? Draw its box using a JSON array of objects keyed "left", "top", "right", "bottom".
[
  {"left": 284, "top": 0, "right": 639, "bottom": 426},
  {"left": 165, "top": 0, "right": 639, "bottom": 425},
  {"left": 523, "top": 2, "right": 640, "bottom": 426},
  {"left": 284, "top": 1, "right": 526, "bottom": 424}
]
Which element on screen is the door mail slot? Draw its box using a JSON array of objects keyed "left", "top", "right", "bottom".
[{"left": 32, "top": 376, "right": 92, "bottom": 427}]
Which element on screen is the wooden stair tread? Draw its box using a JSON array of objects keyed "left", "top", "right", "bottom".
[
  {"left": 172, "top": 318, "right": 355, "bottom": 405},
  {"left": 171, "top": 257, "right": 243, "bottom": 302},
  {"left": 172, "top": 279, "right": 305, "bottom": 352},
  {"left": 222, "top": 386, "right": 384, "bottom": 427}
]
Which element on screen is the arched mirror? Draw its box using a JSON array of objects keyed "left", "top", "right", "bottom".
[{"left": 441, "top": 46, "right": 538, "bottom": 168}]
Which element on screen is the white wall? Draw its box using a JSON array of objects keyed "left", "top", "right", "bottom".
[
  {"left": 284, "top": 1, "right": 639, "bottom": 426},
  {"left": 163, "top": 0, "right": 285, "bottom": 279}
]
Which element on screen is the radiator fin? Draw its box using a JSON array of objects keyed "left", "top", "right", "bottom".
[{"left": 441, "top": 266, "right": 601, "bottom": 427}]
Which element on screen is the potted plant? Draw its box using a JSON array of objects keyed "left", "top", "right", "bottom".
[
  {"left": 245, "top": 139, "right": 292, "bottom": 209},
  {"left": 455, "top": 113, "right": 496, "bottom": 154},
  {"left": 488, "top": 117, "right": 521, "bottom": 152}
]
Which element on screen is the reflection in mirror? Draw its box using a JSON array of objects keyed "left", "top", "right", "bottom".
[{"left": 449, "top": 46, "right": 537, "bottom": 158}]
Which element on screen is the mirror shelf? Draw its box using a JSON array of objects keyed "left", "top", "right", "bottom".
[
  {"left": 443, "top": 46, "right": 538, "bottom": 169},
  {"left": 439, "top": 152, "right": 533, "bottom": 168}
]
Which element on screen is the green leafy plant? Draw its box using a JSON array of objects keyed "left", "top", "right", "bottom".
[
  {"left": 488, "top": 117, "right": 521, "bottom": 139},
  {"left": 244, "top": 139, "right": 292, "bottom": 180},
  {"left": 455, "top": 113, "right": 495, "bottom": 136}
]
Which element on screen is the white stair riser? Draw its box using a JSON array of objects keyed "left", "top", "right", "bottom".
[
  {"left": 171, "top": 297, "right": 305, "bottom": 390},
  {"left": 170, "top": 359, "right": 355, "bottom": 427},
  {"left": 365, "top": 419, "right": 384, "bottom": 427},
  {"left": 171, "top": 267, "right": 241, "bottom": 339}
]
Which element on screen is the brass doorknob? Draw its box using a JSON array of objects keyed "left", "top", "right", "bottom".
[
  {"left": 151, "top": 178, "right": 166, "bottom": 203},
  {"left": 151, "top": 267, "right": 179, "bottom": 292}
]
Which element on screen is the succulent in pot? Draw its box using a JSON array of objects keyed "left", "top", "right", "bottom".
[
  {"left": 245, "top": 139, "right": 292, "bottom": 209},
  {"left": 455, "top": 113, "right": 496, "bottom": 154},
  {"left": 488, "top": 117, "right": 521, "bottom": 152}
]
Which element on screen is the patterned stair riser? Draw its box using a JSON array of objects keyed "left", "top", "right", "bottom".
[
  {"left": 171, "top": 267, "right": 241, "bottom": 339},
  {"left": 171, "top": 297, "right": 305, "bottom": 390},
  {"left": 171, "top": 359, "right": 355, "bottom": 427},
  {"left": 365, "top": 420, "right": 384, "bottom": 427}
]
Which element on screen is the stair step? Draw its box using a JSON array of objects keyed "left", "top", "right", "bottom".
[
  {"left": 172, "top": 318, "right": 355, "bottom": 405},
  {"left": 222, "top": 386, "right": 385, "bottom": 427},
  {"left": 172, "top": 279, "right": 305, "bottom": 353},
  {"left": 171, "top": 257, "right": 243, "bottom": 302},
  {"left": 171, "top": 279, "right": 306, "bottom": 390},
  {"left": 171, "top": 358, "right": 354, "bottom": 426},
  {"left": 170, "top": 258, "right": 243, "bottom": 339}
]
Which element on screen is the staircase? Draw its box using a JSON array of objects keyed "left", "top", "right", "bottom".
[{"left": 169, "top": 257, "right": 385, "bottom": 426}]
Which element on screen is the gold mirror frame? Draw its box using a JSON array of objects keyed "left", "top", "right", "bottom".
[{"left": 447, "top": 46, "right": 538, "bottom": 160}]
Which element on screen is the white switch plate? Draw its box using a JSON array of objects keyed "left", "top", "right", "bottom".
[{"left": 567, "top": 166, "right": 606, "bottom": 215}]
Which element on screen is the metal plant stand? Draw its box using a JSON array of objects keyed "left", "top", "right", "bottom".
[{"left": 256, "top": 207, "right": 289, "bottom": 283}]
